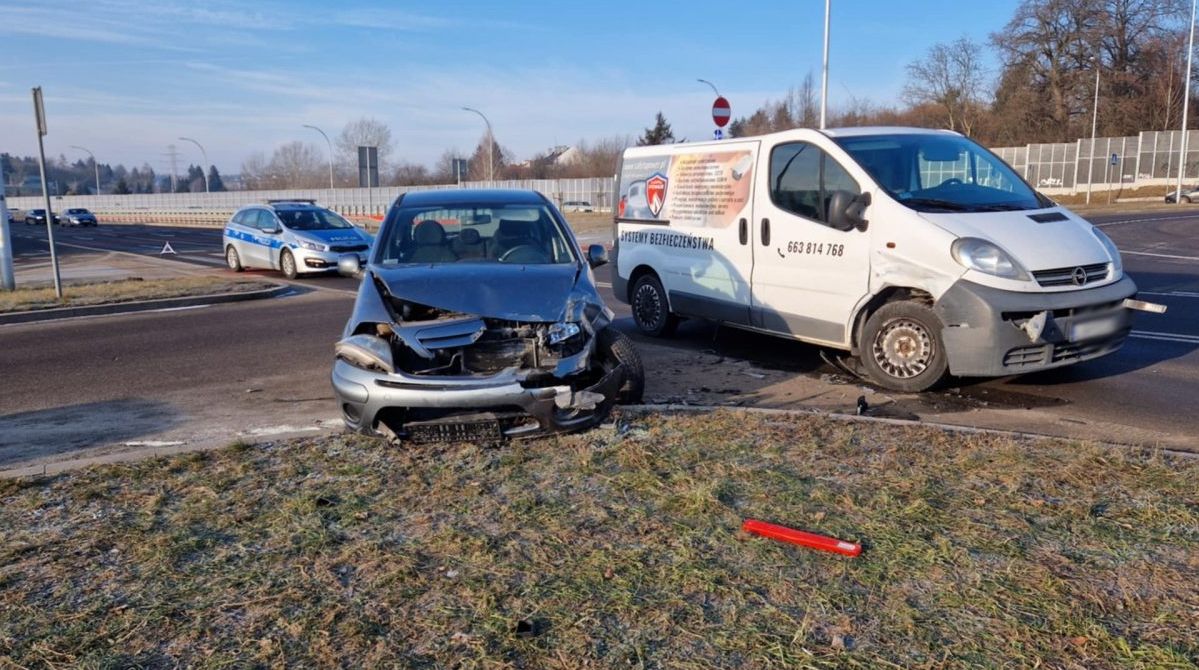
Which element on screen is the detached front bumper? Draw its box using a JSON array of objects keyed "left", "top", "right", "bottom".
[
  {"left": 331, "top": 359, "right": 623, "bottom": 441},
  {"left": 934, "top": 276, "right": 1138, "bottom": 377}
]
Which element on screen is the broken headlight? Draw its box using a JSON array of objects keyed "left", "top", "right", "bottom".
[
  {"left": 335, "top": 334, "right": 395, "bottom": 374},
  {"left": 547, "top": 322, "right": 582, "bottom": 345}
]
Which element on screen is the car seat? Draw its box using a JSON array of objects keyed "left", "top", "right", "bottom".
[
  {"left": 407, "top": 220, "right": 457, "bottom": 263},
  {"left": 451, "top": 227, "right": 489, "bottom": 260},
  {"left": 492, "top": 218, "right": 539, "bottom": 259}
]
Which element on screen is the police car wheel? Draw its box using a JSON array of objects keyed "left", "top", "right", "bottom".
[
  {"left": 631, "top": 274, "right": 678, "bottom": 337},
  {"left": 1184, "top": 195, "right": 1193, "bottom": 204},
  {"left": 225, "top": 246, "right": 243, "bottom": 272},
  {"left": 860, "top": 301, "right": 949, "bottom": 393},
  {"left": 280, "top": 250, "right": 298, "bottom": 279}
]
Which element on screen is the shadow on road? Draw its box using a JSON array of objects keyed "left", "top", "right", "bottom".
[{"left": 0, "top": 398, "right": 183, "bottom": 467}]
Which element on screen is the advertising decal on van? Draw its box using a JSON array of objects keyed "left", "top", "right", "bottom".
[{"left": 617, "top": 150, "right": 754, "bottom": 228}]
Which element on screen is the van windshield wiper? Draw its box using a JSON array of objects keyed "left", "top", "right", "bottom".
[{"left": 899, "top": 197, "right": 971, "bottom": 212}]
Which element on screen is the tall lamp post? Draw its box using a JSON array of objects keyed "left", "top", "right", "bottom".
[
  {"left": 177, "top": 137, "right": 210, "bottom": 193},
  {"left": 697, "top": 78, "right": 721, "bottom": 97},
  {"left": 303, "top": 124, "right": 336, "bottom": 190},
  {"left": 1086, "top": 61, "right": 1100, "bottom": 205},
  {"left": 1177, "top": 0, "right": 1197, "bottom": 206},
  {"left": 820, "top": 0, "right": 831, "bottom": 129},
  {"left": 69, "top": 145, "right": 100, "bottom": 195},
  {"left": 462, "top": 107, "right": 494, "bottom": 182}
]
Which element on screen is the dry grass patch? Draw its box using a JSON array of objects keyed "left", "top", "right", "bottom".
[
  {"left": 0, "top": 277, "right": 277, "bottom": 313},
  {"left": 0, "top": 410, "right": 1196, "bottom": 668}
]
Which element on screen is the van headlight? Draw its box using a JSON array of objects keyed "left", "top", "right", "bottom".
[
  {"left": 299, "top": 239, "right": 327, "bottom": 252},
  {"left": 1091, "top": 226, "right": 1123, "bottom": 279},
  {"left": 951, "top": 238, "right": 1030, "bottom": 281},
  {"left": 335, "top": 334, "right": 394, "bottom": 374}
]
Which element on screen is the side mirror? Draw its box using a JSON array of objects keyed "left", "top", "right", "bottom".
[
  {"left": 262, "top": 224, "right": 282, "bottom": 234},
  {"left": 586, "top": 244, "right": 609, "bottom": 268},
  {"left": 828, "top": 191, "right": 870, "bottom": 232},
  {"left": 338, "top": 254, "right": 362, "bottom": 277}
]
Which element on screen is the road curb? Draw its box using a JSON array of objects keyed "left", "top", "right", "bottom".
[{"left": 0, "top": 284, "right": 293, "bottom": 325}]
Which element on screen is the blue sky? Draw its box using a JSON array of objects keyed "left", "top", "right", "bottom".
[{"left": 0, "top": 1, "right": 1018, "bottom": 174}]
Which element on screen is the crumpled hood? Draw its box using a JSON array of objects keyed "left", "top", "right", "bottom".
[
  {"left": 372, "top": 263, "right": 591, "bottom": 322},
  {"left": 301, "top": 228, "right": 371, "bottom": 245},
  {"left": 919, "top": 208, "right": 1112, "bottom": 271}
]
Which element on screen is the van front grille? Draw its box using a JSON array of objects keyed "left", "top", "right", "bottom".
[{"left": 1031, "top": 263, "right": 1109, "bottom": 288}]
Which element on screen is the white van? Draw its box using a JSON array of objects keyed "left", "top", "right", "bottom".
[{"left": 612, "top": 127, "right": 1147, "bottom": 392}]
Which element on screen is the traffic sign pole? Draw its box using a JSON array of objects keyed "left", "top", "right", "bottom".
[
  {"left": 0, "top": 160, "right": 13, "bottom": 290},
  {"left": 32, "top": 87, "right": 62, "bottom": 299}
]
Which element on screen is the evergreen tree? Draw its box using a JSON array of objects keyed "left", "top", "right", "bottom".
[
  {"left": 638, "top": 112, "right": 675, "bottom": 146},
  {"left": 113, "top": 177, "right": 131, "bottom": 195},
  {"left": 207, "top": 165, "right": 226, "bottom": 191}
]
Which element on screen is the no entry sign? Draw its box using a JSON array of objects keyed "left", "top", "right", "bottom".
[{"left": 712, "top": 96, "right": 730, "bottom": 128}]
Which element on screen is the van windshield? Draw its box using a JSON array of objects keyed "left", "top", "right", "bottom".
[{"left": 833, "top": 134, "right": 1046, "bottom": 213}]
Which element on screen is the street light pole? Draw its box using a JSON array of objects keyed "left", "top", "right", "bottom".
[
  {"left": 1177, "top": 0, "right": 1197, "bottom": 206},
  {"left": 178, "top": 137, "right": 210, "bottom": 193},
  {"left": 303, "top": 124, "right": 336, "bottom": 190},
  {"left": 69, "top": 145, "right": 100, "bottom": 195},
  {"left": 1087, "top": 63, "right": 1100, "bottom": 204},
  {"left": 462, "top": 107, "right": 494, "bottom": 182},
  {"left": 697, "top": 78, "right": 720, "bottom": 97},
  {"left": 820, "top": 0, "right": 831, "bottom": 129}
]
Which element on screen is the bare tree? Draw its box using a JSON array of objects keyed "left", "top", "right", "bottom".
[
  {"left": 465, "top": 133, "right": 509, "bottom": 181},
  {"left": 336, "top": 117, "right": 396, "bottom": 181},
  {"left": 903, "top": 37, "right": 988, "bottom": 135}
]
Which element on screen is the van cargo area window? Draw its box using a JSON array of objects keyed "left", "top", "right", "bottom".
[{"left": 770, "top": 142, "right": 860, "bottom": 226}]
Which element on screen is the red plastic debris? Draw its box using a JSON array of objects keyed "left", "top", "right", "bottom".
[{"left": 742, "top": 518, "right": 862, "bottom": 557}]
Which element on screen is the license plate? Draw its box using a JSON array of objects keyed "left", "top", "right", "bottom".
[
  {"left": 406, "top": 420, "right": 502, "bottom": 443},
  {"left": 1070, "top": 315, "right": 1121, "bottom": 341}
]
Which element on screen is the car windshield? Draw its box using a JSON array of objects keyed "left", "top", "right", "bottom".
[
  {"left": 67, "top": 209, "right": 89, "bottom": 214},
  {"left": 833, "top": 133, "right": 1044, "bottom": 213},
  {"left": 376, "top": 203, "right": 576, "bottom": 266},
  {"left": 276, "top": 208, "right": 354, "bottom": 231}
]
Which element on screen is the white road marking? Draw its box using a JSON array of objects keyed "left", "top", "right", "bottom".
[
  {"left": 121, "top": 440, "right": 186, "bottom": 447},
  {"left": 151, "top": 305, "right": 211, "bottom": 313},
  {"left": 243, "top": 424, "right": 322, "bottom": 436},
  {"left": 1137, "top": 290, "right": 1199, "bottom": 298},
  {"left": 1095, "top": 214, "right": 1199, "bottom": 227},
  {"left": 1122, "top": 249, "right": 1199, "bottom": 261},
  {"left": 1130, "top": 330, "right": 1199, "bottom": 344}
]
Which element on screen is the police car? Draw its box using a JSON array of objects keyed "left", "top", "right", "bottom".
[{"left": 222, "top": 200, "right": 372, "bottom": 279}]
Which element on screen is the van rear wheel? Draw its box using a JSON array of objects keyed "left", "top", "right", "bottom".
[
  {"left": 631, "top": 274, "right": 678, "bottom": 337},
  {"left": 859, "top": 301, "right": 949, "bottom": 393}
]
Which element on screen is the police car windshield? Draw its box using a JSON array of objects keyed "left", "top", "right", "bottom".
[
  {"left": 834, "top": 134, "right": 1045, "bottom": 213},
  {"left": 277, "top": 208, "right": 354, "bottom": 231},
  {"left": 376, "top": 204, "right": 575, "bottom": 266}
]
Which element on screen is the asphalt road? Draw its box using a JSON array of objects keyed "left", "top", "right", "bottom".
[{"left": 2, "top": 210, "right": 1197, "bottom": 469}]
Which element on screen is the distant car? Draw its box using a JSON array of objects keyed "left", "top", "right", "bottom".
[
  {"left": 223, "top": 200, "right": 373, "bottom": 279},
  {"left": 61, "top": 208, "right": 98, "bottom": 226},
  {"left": 561, "top": 200, "right": 595, "bottom": 213},
  {"left": 1164, "top": 186, "right": 1199, "bottom": 203},
  {"left": 24, "top": 209, "right": 59, "bottom": 225},
  {"left": 6, "top": 207, "right": 23, "bottom": 223}
]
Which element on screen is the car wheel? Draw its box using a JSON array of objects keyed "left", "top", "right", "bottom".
[
  {"left": 226, "top": 246, "right": 244, "bottom": 272},
  {"left": 630, "top": 273, "right": 678, "bottom": 337},
  {"left": 598, "top": 328, "right": 645, "bottom": 404},
  {"left": 859, "top": 301, "right": 949, "bottom": 393},
  {"left": 280, "top": 249, "right": 298, "bottom": 279},
  {"left": 1184, "top": 196, "right": 1192, "bottom": 204}
]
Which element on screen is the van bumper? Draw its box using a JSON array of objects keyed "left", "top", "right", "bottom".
[{"left": 934, "top": 276, "right": 1138, "bottom": 377}]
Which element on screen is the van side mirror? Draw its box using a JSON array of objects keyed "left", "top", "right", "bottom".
[
  {"left": 338, "top": 254, "right": 362, "bottom": 277},
  {"left": 828, "top": 191, "right": 870, "bottom": 232},
  {"left": 586, "top": 243, "right": 609, "bottom": 268}
]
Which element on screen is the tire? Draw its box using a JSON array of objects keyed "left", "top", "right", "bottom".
[
  {"left": 598, "top": 328, "right": 645, "bottom": 404},
  {"left": 280, "top": 249, "right": 298, "bottom": 279},
  {"left": 858, "top": 301, "right": 950, "bottom": 393},
  {"left": 630, "top": 273, "right": 678, "bottom": 337},
  {"left": 1184, "top": 196, "right": 1192, "bottom": 204},
  {"left": 226, "top": 245, "right": 244, "bottom": 272}
]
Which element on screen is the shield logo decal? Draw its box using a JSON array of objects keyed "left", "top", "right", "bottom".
[{"left": 646, "top": 173, "right": 668, "bottom": 218}]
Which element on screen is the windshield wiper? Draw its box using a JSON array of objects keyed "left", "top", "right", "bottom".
[
  {"left": 972, "top": 203, "right": 1029, "bottom": 212},
  {"left": 899, "top": 197, "right": 971, "bottom": 212}
]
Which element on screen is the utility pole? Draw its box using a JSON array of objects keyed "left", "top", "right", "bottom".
[
  {"left": 0, "top": 160, "right": 13, "bottom": 290},
  {"left": 32, "top": 87, "right": 63, "bottom": 298},
  {"left": 1177, "top": 0, "right": 1197, "bottom": 206},
  {"left": 164, "top": 144, "right": 181, "bottom": 192},
  {"left": 820, "top": 0, "right": 831, "bottom": 129},
  {"left": 1087, "top": 62, "right": 1100, "bottom": 204}
]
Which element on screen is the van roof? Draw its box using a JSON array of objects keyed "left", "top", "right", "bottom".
[
  {"left": 821, "top": 126, "right": 962, "bottom": 138},
  {"left": 623, "top": 126, "right": 962, "bottom": 153}
]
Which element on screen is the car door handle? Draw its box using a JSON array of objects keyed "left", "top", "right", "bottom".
[
  {"left": 760, "top": 218, "right": 770, "bottom": 246},
  {"left": 739, "top": 218, "right": 748, "bottom": 245}
]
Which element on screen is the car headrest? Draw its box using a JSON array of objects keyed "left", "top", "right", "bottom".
[
  {"left": 413, "top": 220, "right": 446, "bottom": 245},
  {"left": 460, "top": 228, "right": 482, "bottom": 245}
]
